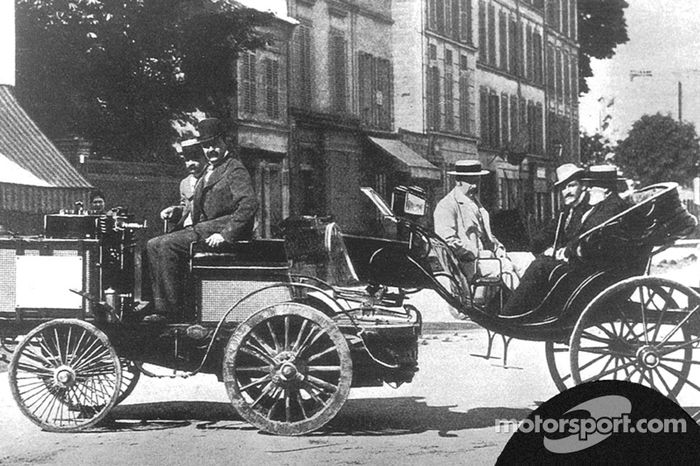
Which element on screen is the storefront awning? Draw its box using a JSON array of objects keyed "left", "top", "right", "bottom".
[{"left": 368, "top": 137, "right": 440, "bottom": 180}]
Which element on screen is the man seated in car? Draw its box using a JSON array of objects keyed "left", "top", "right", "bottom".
[
  {"left": 146, "top": 118, "right": 258, "bottom": 322},
  {"left": 500, "top": 165, "right": 630, "bottom": 316}
]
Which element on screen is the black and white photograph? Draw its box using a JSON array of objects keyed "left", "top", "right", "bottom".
[{"left": 1, "top": 0, "right": 700, "bottom": 464}]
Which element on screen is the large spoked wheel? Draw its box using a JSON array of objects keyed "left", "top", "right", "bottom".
[
  {"left": 545, "top": 341, "right": 574, "bottom": 392},
  {"left": 116, "top": 359, "right": 141, "bottom": 405},
  {"left": 223, "top": 302, "right": 352, "bottom": 435},
  {"left": 9, "top": 319, "right": 122, "bottom": 432},
  {"left": 570, "top": 277, "right": 700, "bottom": 402}
]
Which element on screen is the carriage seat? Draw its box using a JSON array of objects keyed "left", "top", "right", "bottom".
[
  {"left": 572, "top": 182, "right": 697, "bottom": 263},
  {"left": 190, "top": 239, "right": 289, "bottom": 270}
]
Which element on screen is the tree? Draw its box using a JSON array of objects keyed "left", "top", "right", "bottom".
[
  {"left": 616, "top": 113, "right": 699, "bottom": 186},
  {"left": 15, "top": 0, "right": 273, "bottom": 161},
  {"left": 578, "top": 0, "right": 630, "bottom": 94},
  {"left": 580, "top": 131, "right": 617, "bottom": 166}
]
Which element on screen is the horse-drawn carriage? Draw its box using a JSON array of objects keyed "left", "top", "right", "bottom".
[{"left": 2, "top": 181, "right": 699, "bottom": 434}]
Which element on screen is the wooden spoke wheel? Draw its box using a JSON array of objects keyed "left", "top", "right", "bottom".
[
  {"left": 570, "top": 277, "right": 700, "bottom": 402},
  {"left": 116, "top": 359, "right": 141, "bottom": 405},
  {"left": 8, "top": 319, "right": 122, "bottom": 432},
  {"left": 545, "top": 341, "right": 574, "bottom": 392},
  {"left": 223, "top": 302, "right": 352, "bottom": 435}
]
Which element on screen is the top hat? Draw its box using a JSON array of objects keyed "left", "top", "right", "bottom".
[
  {"left": 447, "top": 160, "right": 490, "bottom": 176},
  {"left": 196, "top": 118, "right": 226, "bottom": 144},
  {"left": 554, "top": 163, "right": 585, "bottom": 188}
]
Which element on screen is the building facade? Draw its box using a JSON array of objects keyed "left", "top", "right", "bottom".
[
  {"left": 234, "top": 13, "right": 297, "bottom": 238},
  {"left": 286, "top": 0, "right": 439, "bottom": 235},
  {"left": 392, "top": 0, "right": 480, "bottom": 210}
]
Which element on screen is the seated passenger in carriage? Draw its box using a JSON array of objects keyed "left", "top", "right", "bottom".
[
  {"left": 500, "top": 165, "right": 631, "bottom": 316},
  {"left": 433, "top": 160, "right": 531, "bottom": 299},
  {"left": 146, "top": 118, "right": 258, "bottom": 323},
  {"left": 530, "top": 163, "right": 589, "bottom": 257}
]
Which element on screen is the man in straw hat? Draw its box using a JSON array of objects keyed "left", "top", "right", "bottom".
[
  {"left": 501, "top": 164, "right": 629, "bottom": 316},
  {"left": 434, "top": 160, "right": 524, "bottom": 298},
  {"left": 146, "top": 117, "right": 258, "bottom": 322},
  {"left": 530, "top": 163, "right": 588, "bottom": 257}
]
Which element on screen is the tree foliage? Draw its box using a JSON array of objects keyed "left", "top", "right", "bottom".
[
  {"left": 578, "top": 0, "right": 630, "bottom": 94},
  {"left": 616, "top": 113, "right": 699, "bottom": 186},
  {"left": 15, "top": 0, "right": 273, "bottom": 161},
  {"left": 580, "top": 131, "right": 617, "bottom": 166}
]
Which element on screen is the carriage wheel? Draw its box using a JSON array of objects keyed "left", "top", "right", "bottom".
[
  {"left": 545, "top": 341, "right": 574, "bottom": 392},
  {"left": 223, "top": 302, "right": 352, "bottom": 435},
  {"left": 570, "top": 277, "right": 700, "bottom": 401},
  {"left": 116, "top": 359, "right": 141, "bottom": 405},
  {"left": 8, "top": 319, "right": 122, "bottom": 432}
]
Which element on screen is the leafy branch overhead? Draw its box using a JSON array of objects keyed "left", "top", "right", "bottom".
[
  {"left": 577, "top": 0, "right": 630, "bottom": 94},
  {"left": 15, "top": 0, "right": 274, "bottom": 161}
]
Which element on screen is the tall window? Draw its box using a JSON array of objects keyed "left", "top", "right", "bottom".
[
  {"left": 562, "top": 0, "right": 569, "bottom": 37},
  {"left": 526, "top": 25, "right": 534, "bottom": 81},
  {"left": 459, "top": 67, "right": 471, "bottom": 134},
  {"left": 329, "top": 32, "right": 347, "bottom": 113},
  {"left": 292, "top": 23, "right": 311, "bottom": 108},
  {"left": 546, "top": 43, "right": 555, "bottom": 94},
  {"left": 510, "top": 95, "right": 519, "bottom": 148},
  {"left": 500, "top": 92, "right": 509, "bottom": 145},
  {"left": 533, "top": 31, "right": 543, "bottom": 84},
  {"left": 264, "top": 58, "right": 279, "bottom": 118},
  {"left": 488, "top": 4, "right": 496, "bottom": 66},
  {"left": 509, "top": 16, "right": 517, "bottom": 74},
  {"left": 461, "top": 0, "right": 472, "bottom": 45},
  {"left": 436, "top": 0, "right": 445, "bottom": 34},
  {"left": 445, "top": 72, "right": 454, "bottom": 130},
  {"left": 479, "top": 87, "right": 488, "bottom": 144},
  {"left": 478, "top": 1, "right": 487, "bottom": 62},
  {"left": 358, "top": 52, "right": 392, "bottom": 130},
  {"left": 499, "top": 11, "right": 508, "bottom": 70},
  {"left": 480, "top": 89, "right": 500, "bottom": 149},
  {"left": 240, "top": 52, "right": 256, "bottom": 114},
  {"left": 563, "top": 51, "right": 570, "bottom": 102},
  {"left": 427, "top": 66, "right": 441, "bottom": 130},
  {"left": 556, "top": 48, "right": 563, "bottom": 101}
]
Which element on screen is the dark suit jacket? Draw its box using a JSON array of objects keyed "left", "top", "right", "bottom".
[
  {"left": 530, "top": 192, "right": 590, "bottom": 254},
  {"left": 192, "top": 155, "right": 258, "bottom": 242},
  {"left": 566, "top": 193, "right": 631, "bottom": 265}
]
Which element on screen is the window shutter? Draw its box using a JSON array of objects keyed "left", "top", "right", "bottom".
[
  {"left": 460, "top": 0, "right": 472, "bottom": 44},
  {"left": 499, "top": 11, "right": 507, "bottom": 70},
  {"left": 501, "top": 92, "right": 509, "bottom": 145},
  {"left": 509, "top": 17, "right": 517, "bottom": 74},
  {"left": 478, "top": 2, "right": 486, "bottom": 62},
  {"left": 488, "top": 4, "right": 496, "bottom": 66},
  {"left": 445, "top": 72, "right": 454, "bottom": 131},
  {"left": 241, "top": 52, "right": 256, "bottom": 114},
  {"left": 459, "top": 72, "right": 470, "bottom": 134},
  {"left": 452, "top": 0, "right": 460, "bottom": 40},
  {"left": 330, "top": 33, "right": 346, "bottom": 113},
  {"left": 479, "top": 87, "right": 488, "bottom": 144}
]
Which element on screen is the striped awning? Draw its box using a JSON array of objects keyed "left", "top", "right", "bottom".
[{"left": 0, "top": 85, "right": 92, "bottom": 212}]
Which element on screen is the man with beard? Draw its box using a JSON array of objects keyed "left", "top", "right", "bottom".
[
  {"left": 146, "top": 118, "right": 258, "bottom": 322},
  {"left": 530, "top": 163, "right": 588, "bottom": 256},
  {"left": 160, "top": 138, "right": 207, "bottom": 231},
  {"left": 500, "top": 165, "right": 629, "bottom": 316}
]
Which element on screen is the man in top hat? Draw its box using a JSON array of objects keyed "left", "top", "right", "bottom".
[
  {"left": 160, "top": 137, "right": 207, "bottom": 231},
  {"left": 146, "top": 117, "right": 258, "bottom": 322},
  {"left": 530, "top": 163, "right": 588, "bottom": 256},
  {"left": 501, "top": 164, "right": 629, "bottom": 316},
  {"left": 434, "top": 160, "right": 522, "bottom": 295}
]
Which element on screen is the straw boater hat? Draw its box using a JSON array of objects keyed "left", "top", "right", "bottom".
[
  {"left": 447, "top": 160, "right": 490, "bottom": 176},
  {"left": 554, "top": 163, "right": 585, "bottom": 188},
  {"left": 581, "top": 165, "right": 625, "bottom": 184}
]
